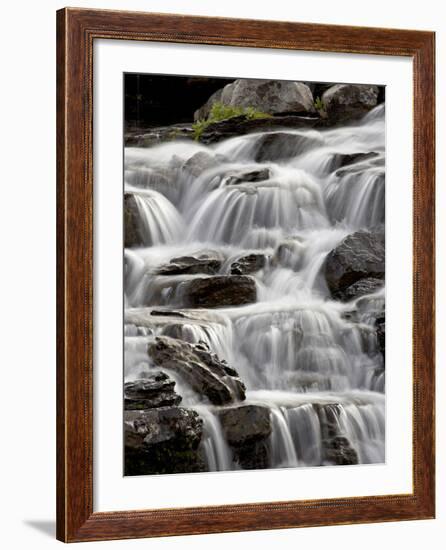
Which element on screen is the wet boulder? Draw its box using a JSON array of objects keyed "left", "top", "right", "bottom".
[
  {"left": 322, "top": 84, "right": 379, "bottom": 124},
  {"left": 254, "top": 131, "right": 322, "bottom": 162},
  {"left": 182, "top": 151, "right": 219, "bottom": 178},
  {"left": 179, "top": 275, "right": 256, "bottom": 308},
  {"left": 324, "top": 228, "right": 385, "bottom": 302},
  {"left": 338, "top": 277, "right": 384, "bottom": 302},
  {"left": 124, "top": 407, "right": 205, "bottom": 475},
  {"left": 148, "top": 336, "right": 246, "bottom": 405},
  {"left": 124, "top": 193, "right": 144, "bottom": 248},
  {"left": 218, "top": 405, "right": 272, "bottom": 446},
  {"left": 156, "top": 251, "right": 223, "bottom": 276},
  {"left": 328, "top": 151, "right": 379, "bottom": 173},
  {"left": 124, "top": 372, "right": 182, "bottom": 410},
  {"left": 230, "top": 253, "right": 266, "bottom": 275},
  {"left": 217, "top": 405, "right": 272, "bottom": 470},
  {"left": 194, "top": 79, "right": 315, "bottom": 121}
]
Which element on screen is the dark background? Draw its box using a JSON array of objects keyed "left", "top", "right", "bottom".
[
  {"left": 124, "top": 73, "right": 385, "bottom": 129},
  {"left": 124, "top": 74, "right": 234, "bottom": 129}
]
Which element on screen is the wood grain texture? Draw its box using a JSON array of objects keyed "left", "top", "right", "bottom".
[{"left": 56, "top": 7, "right": 435, "bottom": 542}]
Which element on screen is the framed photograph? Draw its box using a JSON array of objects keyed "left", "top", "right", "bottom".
[{"left": 56, "top": 8, "right": 435, "bottom": 542}]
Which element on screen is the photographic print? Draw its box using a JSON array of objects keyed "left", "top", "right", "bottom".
[{"left": 123, "top": 75, "right": 386, "bottom": 476}]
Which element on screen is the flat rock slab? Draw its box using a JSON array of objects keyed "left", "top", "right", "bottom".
[
  {"left": 124, "top": 372, "right": 182, "bottom": 410},
  {"left": 179, "top": 275, "right": 257, "bottom": 308},
  {"left": 157, "top": 251, "right": 223, "bottom": 276}
]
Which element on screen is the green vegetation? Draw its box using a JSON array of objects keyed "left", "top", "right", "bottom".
[
  {"left": 192, "top": 102, "right": 272, "bottom": 140},
  {"left": 314, "top": 96, "right": 326, "bottom": 112}
]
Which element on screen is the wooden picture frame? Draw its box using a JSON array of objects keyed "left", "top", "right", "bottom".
[{"left": 56, "top": 7, "right": 435, "bottom": 542}]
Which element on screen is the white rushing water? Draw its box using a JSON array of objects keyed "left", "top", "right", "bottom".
[{"left": 124, "top": 104, "right": 385, "bottom": 471}]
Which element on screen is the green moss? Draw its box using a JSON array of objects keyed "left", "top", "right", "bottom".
[{"left": 192, "top": 101, "right": 272, "bottom": 141}]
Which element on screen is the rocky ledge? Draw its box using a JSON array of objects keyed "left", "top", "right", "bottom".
[
  {"left": 230, "top": 253, "right": 267, "bottom": 275},
  {"left": 124, "top": 371, "right": 182, "bottom": 410},
  {"left": 148, "top": 336, "right": 246, "bottom": 405},
  {"left": 156, "top": 251, "right": 223, "bottom": 276}
]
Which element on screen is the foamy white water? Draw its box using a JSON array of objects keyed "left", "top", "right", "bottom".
[{"left": 124, "top": 104, "right": 385, "bottom": 470}]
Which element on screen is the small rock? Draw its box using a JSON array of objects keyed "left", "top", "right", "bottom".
[
  {"left": 157, "top": 251, "right": 222, "bottom": 276},
  {"left": 224, "top": 168, "right": 271, "bottom": 185},
  {"left": 230, "top": 254, "right": 266, "bottom": 275},
  {"left": 323, "top": 435, "right": 359, "bottom": 465}
]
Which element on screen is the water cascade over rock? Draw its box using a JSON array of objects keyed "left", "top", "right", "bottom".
[{"left": 124, "top": 101, "right": 385, "bottom": 475}]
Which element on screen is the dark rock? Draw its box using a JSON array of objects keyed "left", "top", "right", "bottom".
[
  {"left": 233, "top": 440, "right": 271, "bottom": 470},
  {"left": 324, "top": 229, "right": 385, "bottom": 302},
  {"left": 148, "top": 336, "right": 246, "bottom": 405},
  {"left": 199, "top": 114, "right": 319, "bottom": 144},
  {"left": 335, "top": 160, "right": 385, "bottom": 178},
  {"left": 315, "top": 404, "right": 359, "bottom": 465},
  {"left": 254, "top": 131, "right": 321, "bottom": 162},
  {"left": 230, "top": 254, "right": 266, "bottom": 275},
  {"left": 124, "top": 407, "right": 205, "bottom": 475},
  {"left": 180, "top": 275, "right": 256, "bottom": 308},
  {"left": 323, "top": 435, "right": 359, "bottom": 466},
  {"left": 157, "top": 251, "right": 222, "bottom": 276},
  {"left": 182, "top": 151, "right": 219, "bottom": 178},
  {"left": 322, "top": 84, "right": 379, "bottom": 124},
  {"left": 194, "top": 79, "right": 315, "bottom": 121},
  {"left": 338, "top": 277, "right": 384, "bottom": 302},
  {"left": 218, "top": 405, "right": 272, "bottom": 446},
  {"left": 375, "top": 313, "right": 385, "bottom": 359},
  {"left": 124, "top": 123, "right": 194, "bottom": 147},
  {"left": 124, "top": 193, "right": 144, "bottom": 248},
  {"left": 217, "top": 405, "right": 272, "bottom": 469},
  {"left": 124, "top": 372, "right": 182, "bottom": 410},
  {"left": 329, "top": 151, "right": 379, "bottom": 172},
  {"left": 150, "top": 309, "right": 187, "bottom": 318},
  {"left": 224, "top": 168, "right": 271, "bottom": 186}
]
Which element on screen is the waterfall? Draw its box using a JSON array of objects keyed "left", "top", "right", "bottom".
[
  {"left": 195, "top": 406, "right": 233, "bottom": 471},
  {"left": 124, "top": 103, "right": 385, "bottom": 472}
]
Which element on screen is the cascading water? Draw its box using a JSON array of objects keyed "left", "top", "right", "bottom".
[{"left": 124, "top": 103, "right": 385, "bottom": 472}]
